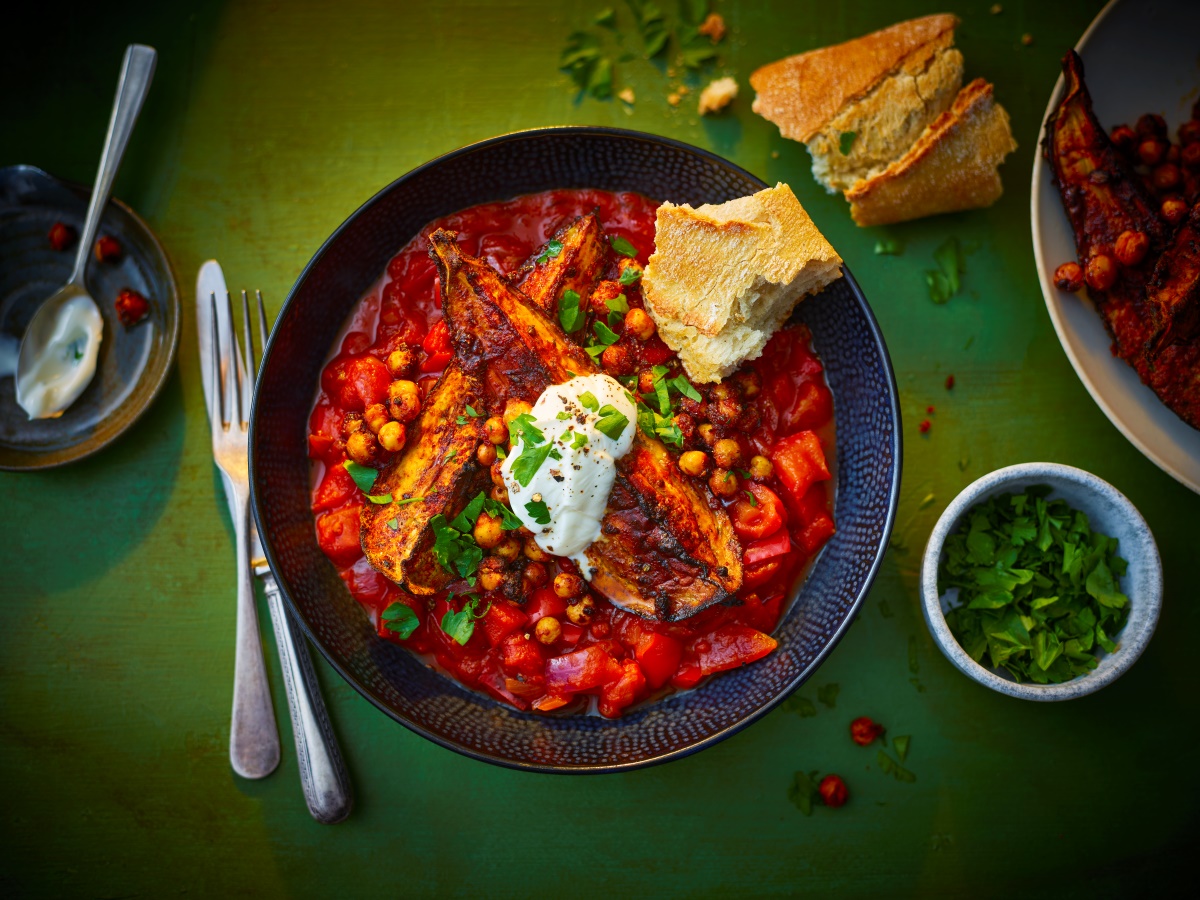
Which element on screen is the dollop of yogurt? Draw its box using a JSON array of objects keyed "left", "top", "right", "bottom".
[
  {"left": 15, "top": 294, "right": 103, "bottom": 419},
  {"left": 501, "top": 373, "right": 637, "bottom": 575}
]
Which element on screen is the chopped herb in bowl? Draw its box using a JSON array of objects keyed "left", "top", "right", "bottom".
[{"left": 937, "top": 486, "right": 1129, "bottom": 685}]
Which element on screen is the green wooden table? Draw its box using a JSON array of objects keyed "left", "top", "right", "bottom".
[{"left": 3, "top": 1, "right": 1196, "bottom": 895}]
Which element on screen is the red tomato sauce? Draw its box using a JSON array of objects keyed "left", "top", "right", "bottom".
[{"left": 307, "top": 189, "right": 837, "bottom": 717}]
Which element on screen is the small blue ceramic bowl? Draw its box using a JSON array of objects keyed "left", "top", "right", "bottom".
[
  {"left": 251, "top": 128, "right": 901, "bottom": 772},
  {"left": 921, "top": 462, "right": 1162, "bottom": 701}
]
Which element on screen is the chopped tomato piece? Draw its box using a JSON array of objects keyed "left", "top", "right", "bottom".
[
  {"left": 557, "top": 621, "right": 585, "bottom": 648},
  {"left": 421, "top": 350, "right": 452, "bottom": 373},
  {"left": 797, "top": 513, "right": 836, "bottom": 556},
  {"left": 669, "top": 654, "right": 704, "bottom": 690},
  {"left": 740, "top": 593, "right": 785, "bottom": 633},
  {"left": 525, "top": 587, "right": 568, "bottom": 623},
  {"left": 422, "top": 318, "right": 451, "bottom": 354},
  {"left": 743, "top": 528, "right": 792, "bottom": 566},
  {"left": 315, "top": 505, "right": 363, "bottom": 567},
  {"left": 311, "top": 462, "right": 357, "bottom": 513},
  {"left": 696, "top": 624, "right": 778, "bottom": 675},
  {"left": 481, "top": 601, "right": 529, "bottom": 648},
  {"left": 338, "top": 557, "right": 392, "bottom": 608},
  {"left": 307, "top": 433, "right": 334, "bottom": 458},
  {"left": 599, "top": 659, "right": 647, "bottom": 718},
  {"left": 773, "top": 431, "right": 831, "bottom": 507},
  {"left": 730, "top": 483, "right": 786, "bottom": 541},
  {"left": 321, "top": 354, "right": 390, "bottom": 411},
  {"left": 545, "top": 646, "right": 622, "bottom": 693},
  {"left": 634, "top": 632, "right": 683, "bottom": 690},
  {"left": 340, "top": 330, "right": 372, "bottom": 356},
  {"left": 743, "top": 557, "right": 786, "bottom": 590},
  {"left": 501, "top": 633, "right": 545, "bottom": 679}
]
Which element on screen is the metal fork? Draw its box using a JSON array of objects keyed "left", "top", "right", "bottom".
[
  {"left": 208, "top": 290, "right": 281, "bottom": 780},
  {"left": 210, "top": 288, "right": 353, "bottom": 823}
]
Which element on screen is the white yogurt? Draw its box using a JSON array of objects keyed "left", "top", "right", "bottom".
[
  {"left": 501, "top": 374, "right": 637, "bottom": 575},
  {"left": 15, "top": 294, "right": 103, "bottom": 419}
]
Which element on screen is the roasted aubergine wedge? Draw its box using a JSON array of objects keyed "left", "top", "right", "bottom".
[
  {"left": 430, "top": 228, "right": 743, "bottom": 621},
  {"left": 514, "top": 212, "right": 608, "bottom": 316}
]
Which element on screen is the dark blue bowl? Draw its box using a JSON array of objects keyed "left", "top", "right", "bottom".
[{"left": 250, "top": 127, "right": 901, "bottom": 773}]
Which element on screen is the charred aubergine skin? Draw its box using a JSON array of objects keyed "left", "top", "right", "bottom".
[
  {"left": 1043, "top": 50, "right": 1200, "bottom": 429},
  {"left": 429, "top": 227, "right": 743, "bottom": 621}
]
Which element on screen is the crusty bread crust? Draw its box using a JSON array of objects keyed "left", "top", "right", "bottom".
[
  {"left": 750, "top": 14, "right": 960, "bottom": 143},
  {"left": 846, "top": 78, "right": 1018, "bottom": 226}
]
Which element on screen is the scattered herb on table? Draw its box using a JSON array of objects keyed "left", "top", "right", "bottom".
[
  {"left": 938, "top": 486, "right": 1130, "bottom": 684},
  {"left": 892, "top": 735, "right": 911, "bottom": 762},
  {"left": 926, "top": 236, "right": 965, "bottom": 303},
  {"left": 877, "top": 748, "right": 917, "bottom": 783},
  {"left": 817, "top": 683, "right": 840, "bottom": 709},
  {"left": 782, "top": 694, "right": 817, "bottom": 717},
  {"left": 874, "top": 239, "right": 902, "bottom": 256}
]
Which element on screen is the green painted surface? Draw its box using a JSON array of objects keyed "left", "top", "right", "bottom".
[{"left": 2, "top": 0, "right": 1196, "bottom": 896}]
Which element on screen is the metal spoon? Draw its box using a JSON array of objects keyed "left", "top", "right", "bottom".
[{"left": 16, "top": 44, "right": 156, "bottom": 419}]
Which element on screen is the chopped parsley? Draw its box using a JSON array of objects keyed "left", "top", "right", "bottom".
[
  {"left": 593, "top": 320, "right": 620, "bottom": 346},
  {"left": 609, "top": 235, "right": 638, "bottom": 258},
  {"left": 939, "top": 487, "right": 1130, "bottom": 684},
  {"left": 510, "top": 442, "right": 558, "bottom": 487},
  {"left": 525, "top": 498, "right": 552, "bottom": 525},
  {"left": 536, "top": 239, "right": 564, "bottom": 265},
  {"left": 366, "top": 493, "right": 393, "bottom": 505},
  {"left": 381, "top": 602, "right": 419, "bottom": 639},
  {"left": 743, "top": 489, "right": 758, "bottom": 506},
  {"left": 440, "top": 595, "right": 489, "bottom": 645},
  {"left": 927, "top": 236, "right": 964, "bottom": 304},
  {"left": 874, "top": 239, "right": 902, "bottom": 256},
  {"left": 877, "top": 749, "right": 917, "bottom": 783},
  {"left": 594, "top": 404, "right": 629, "bottom": 441},
  {"left": 342, "top": 460, "right": 378, "bottom": 494},
  {"left": 618, "top": 266, "right": 642, "bottom": 286},
  {"left": 508, "top": 412, "right": 544, "bottom": 447},
  {"left": 456, "top": 404, "right": 484, "bottom": 424},
  {"left": 817, "top": 683, "right": 839, "bottom": 708},
  {"left": 558, "top": 289, "right": 585, "bottom": 333},
  {"left": 386, "top": 517, "right": 399, "bottom": 531},
  {"left": 570, "top": 431, "right": 588, "bottom": 449},
  {"left": 892, "top": 735, "right": 911, "bottom": 762},
  {"left": 579, "top": 391, "right": 600, "bottom": 412},
  {"left": 429, "top": 514, "right": 483, "bottom": 579},
  {"left": 395, "top": 496, "right": 424, "bottom": 507},
  {"left": 605, "top": 293, "right": 629, "bottom": 330}
]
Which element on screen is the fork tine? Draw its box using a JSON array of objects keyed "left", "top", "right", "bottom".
[
  {"left": 210, "top": 292, "right": 226, "bottom": 428},
  {"left": 241, "top": 290, "right": 255, "bottom": 416},
  {"left": 255, "top": 290, "right": 268, "bottom": 368},
  {"left": 224, "top": 290, "right": 244, "bottom": 427}
]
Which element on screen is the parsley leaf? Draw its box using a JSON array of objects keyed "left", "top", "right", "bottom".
[
  {"left": 381, "top": 602, "right": 419, "bottom": 639},
  {"left": 511, "top": 442, "right": 556, "bottom": 487},
  {"left": 892, "top": 735, "right": 911, "bottom": 762},
  {"left": 877, "top": 749, "right": 916, "bottom": 783},
  {"left": 387, "top": 517, "right": 399, "bottom": 531},
  {"left": 579, "top": 391, "right": 600, "bottom": 412},
  {"left": 558, "top": 288, "right": 585, "bottom": 333},
  {"left": 342, "top": 460, "right": 378, "bottom": 494},
  {"left": 525, "top": 498, "right": 552, "bottom": 525},
  {"left": 605, "top": 293, "right": 629, "bottom": 330},
  {"left": 668, "top": 376, "right": 701, "bottom": 402},
  {"left": 508, "top": 412, "right": 544, "bottom": 447},
  {"left": 609, "top": 235, "right": 638, "bottom": 258},
  {"left": 593, "top": 320, "right": 620, "bottom": 346},
  {"left": 594, "top": 404, "right": 630, "bottom": 441},
  {"left": 429, "top": 514, "right": 483, "bottom": 579},
  {"left": 366, "top": 493, "right": 393, "bottom": 505},
  {"left": 619, "top": 266, "right": 642, "bottom": 285},
  {"left": 874, "top": 239, "right": 902, "bottom": 256},
  {"left": 440, "top": 595, "right": 488, "bottom": 646},
  {"left": 787, "top": 770, "right": 821, "bottom": 816},
  {"left": 839, "top": 131, "right": 857, "bottom": 155},
  {"left": 743, "top": 489, "right": 758, "bottom": 507},
  {"left": 927, "top": 237, "right": 964, "bottom": 304},
  {"left": 536, "top": 239, "right": 564, "bottom": 265},
  {"left": 817, "top": 683, "right": 839, "bottom": 709}
]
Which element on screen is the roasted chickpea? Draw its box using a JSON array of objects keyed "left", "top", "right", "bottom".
[
  {"left": 1182, "top": 142, "right": 1200, "bottom": 171},
  {"left": 736, "top": 404, "right": 761, "bottom": 434},
  {"left": 679, "top": 449, "right": 710, "bottom": 477},
  {"left": 1053, "top": 261, "right": 1085, "bottom": 292},
  {"left": 534, "top": 615, "right": 562, "bottom": 645},
  {"left": 490, "top": 460, "right": 507, "bottom": 488},
  {"left": 385, "top": 346, "right": 418, "bottom": 378},
  {"left": 1162, "top": 197, "right": 1189, "bottom": 226},
  {"left": 709, "top": 382, "right": 737, "bottom": 402},
  {"left": 1153, "top": 163, "right": 1182, "bottom": 192},
  {"left": 476, "top": 442, "right": 497, "bottom": 467},
  {"left": 1180, "top": 120, "right": 1200, "bottom": 146},
  {"left": 478, "top": 416, "right": 505, "bottom": 446},
  {"left": 363, "top": 402, "right": 390, "bottom": 434},
  {"left": 346, "top": 430, "right": 380, "bottom": 466},
  {"left": 1085, "top": 254, "right": 1118, "bottom": 292},
  {"left": 479, "top": 557, "right": 506, "bottom": 592},
  {"left": 516, "top": 525, "right": 534, "bottom": 539},
  {"left": 1114, "top": 231, "right": 1150, "bottom": 267},
  {"left": 1110, "top": 124, "right": 1137, "bottom": 156},
  {"left": 712, "top": 438, "right": 742, "bottom": 470},
  {"left": 378, "top": 420, "right": 407, "bottom": 453},
  {"left": 678, "top": 395, "right": 704, "bottom": 418},
  {"left": 342, "top": 411, "right": 366, "bottom": 437},
  {"left": 733, "top": 370, "right": 761, "bottom": 399},
  {"left": 473, "top": 512, "right": 505, "bottom": 550},
  {"left": 1167, "top": 144, "right": 1181, "bottom": 164},
  {"left": 673, "top": 411, "right": 696, "bottom": 444},
  {"left": 565, "top": 599, "right": 594, "bottom": 626},
  {"left": 624, "top": 308, "right": 656, "bottom": 341},
  {"left": 600, "top": 343, "right": 635, "bottom": 376},
  {"left": 503, "top": 399, "right": 532, "bottom": 425},
  {"left": 749, "top": 455, "right": 774, "bottom": 481},
  {"left": 709, "top": 397, "right": 743, "bottom": 428},
  {"left": 1136, "top": 113, "right": 1167, "bottom": 139},
  {"left": 696, "top": 423, "right": 717, "bottom": 447},
  {"left": 1137, "top": 139, "right": 1167, "bottom": 167},
  {"left": 637, "top": 369, "right": 657, "bottom": 394},
  {"left": 709, "top": 467, "right": 740, "bottom": 498},
  {"left": 387, "top": 379, "right": 421, "bottom": 423},
  {"left": 493, "top": 534, "right": 521, "bottom": 562},
  {"left": 553, "top": 572, "right": 585, "bottom": 600},
  {"left": 522, "top": 562, "right": 548, "bottom": 591},
  {"left": 489, "top": 484, "right": 509, "bottom": 504},
  {"left": 523, "top": 537, "right": 549, "bottom": 562}
]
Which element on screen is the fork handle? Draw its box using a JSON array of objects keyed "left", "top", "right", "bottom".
[
  {"left": 229, "top": 490, "right": 281, "bottom": 779},
  {"left": 262, "top": 572, "right": 354, "bottom": 823}
]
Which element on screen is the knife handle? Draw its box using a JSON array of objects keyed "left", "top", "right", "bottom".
[{"left": 261, "top": 571, "right": 354, "bottom": 824}]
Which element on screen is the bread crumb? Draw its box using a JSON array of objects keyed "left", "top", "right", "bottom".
[
  {"left": 618, "top": 87, "right": 635, "bottom": 104},
  {"left": 698, "top": 12, "right": 727, "bottom": 43},
  {"left": 667, "top": 67, "right": 677, "bottom": 78},
  {"left": 771, "top": 150, "right": 780, "bottom": 159},
  {"left": 1021, "top": 33, "right": 1033, "bottom": 46},
  {"left": 990, "top": 3, "right": 1002, "bottom": 13},
  {"left": 667, "top": 92, "right": 682, "bottom": 107},
  {"left": 698, "top": 77, "right": 738, "bottom": 115}
]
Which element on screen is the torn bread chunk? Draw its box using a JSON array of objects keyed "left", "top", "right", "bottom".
[
  {"left": 698, "top": 76, "right": 738, "bottom": 115},
  {"left": 846, "top": 78, "right": 1018, "bottom": 226},
  {"left": 642, "top": 183, "right": 842, "bottom": 383}
]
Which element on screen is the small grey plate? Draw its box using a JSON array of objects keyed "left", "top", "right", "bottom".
[
  {"left": 920, "top": 463, "right": 1162, "bottom": 701},
  {"left": 0, "top": 165, "right": 180, "bottom": 470}
]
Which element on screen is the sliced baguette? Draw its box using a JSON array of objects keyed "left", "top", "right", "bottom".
[
  {"left": 845, "top": 78, "right": 1018, "bottom": 226},
  {"left": 642, "top": 184, "right": 842, "bottom": 383}
]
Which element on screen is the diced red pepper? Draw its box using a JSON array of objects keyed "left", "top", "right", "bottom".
[
  {"left": 94, "top": 235, "right": 122, "bottom": 263},
  {"left": 740, "top": 592, "right": 785, "bottom": 633},
  {"left": 669, "top": 654, "right": 704, "bottom": 690},
  {"left": 773, "top": 431, "right": 831, "bottom": 508},
  {"left": 743, "top": 557, "right": 786, "bottom": 590},
  {"left": 420, "top": 319, "right": 452, "bottom": 372},
  {"left": 634, "top": 632, "right": 683, "bottom": 690},
  {"left": 730, "top": 483, "right": 787, "bottom": 542},
  {"left": 743, "top": 528, "right": 792, "bottom": 566},
  {"left": 545, "top": 645, "right": 622, "bottom": 693},
  {"left": 477, "top": 665, "right": 530, "bottom": 711},
  {"left": 315, "top": 505, "right": 364, "bottom": 567},
  {"left": 320, "top": 354, "right": 390, "bottom": 411},
  {"left": 525, "top": 587, "right": 568, "bottom": 624},
  {"left": 311, "top": 462, "right": 358, "bottom": 513},
  {"left": 481, "top": 601, "right": 529, "bottom": 648},
  {"left": 797, "top": 513, "right": 836, "bottom": 556},
  {"left": 307, "top": 433, "right": 334, "bottom": 459},
  {"left": 501, "top": 633, "right": 545, "bottom": 680},
  {"left": 599, "top": 659, "right": 647, "bottom": 718},
  {"left": 696, "top": 624, "right": 777, "bottom": 676},
  {"left": 556, "top": 621, "right": 585, "bottom": 648}
]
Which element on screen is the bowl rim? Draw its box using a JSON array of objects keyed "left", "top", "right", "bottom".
[
  {"left": 0, "top": 163, "right": 182, "bottom": 471},
  {"left": 251, "top": 125, "right": 903, "bottom": 772},
  {"left": 919, "top": 461, "right": 1162, "bottom": 701}
]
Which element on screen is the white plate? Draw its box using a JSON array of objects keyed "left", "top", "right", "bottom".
[{"left": 1030, "top": 0, "right": 1200, "bottom": 494}]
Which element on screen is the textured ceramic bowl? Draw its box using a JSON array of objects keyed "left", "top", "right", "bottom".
[
  {"left": 251, "top": 127, "right": 901, "bottom": 772},
  {"left": 921, "top": 463, "right": 1161, "bottom": 701}
]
